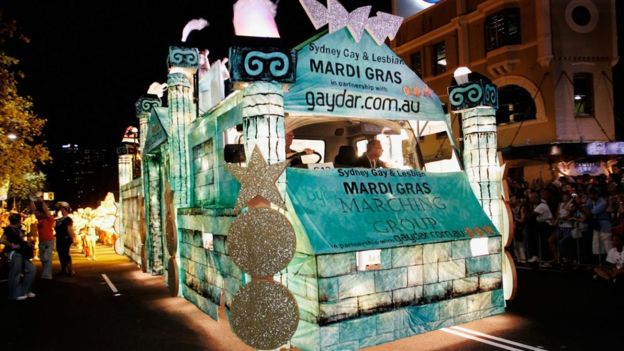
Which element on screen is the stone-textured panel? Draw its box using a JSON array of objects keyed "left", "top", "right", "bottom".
[
  {"left": 338, "top": 272, "right": 375, "bottom": 299},
  {"left": 423, "top": 281, "right": 452, "bottom": 301},
  {"left": 407, "top": 265, "right": 423, "bottom": 286},
  {"left": 438, "top": 259, "right": 466, "bottom": 281},
  {"left": 339, "top": 315, "right": 377, "bottom": 342},
  {"left": 318, "top": 253, "right": 357, "bottom": 278},
  {"left": 359, "top": 292, "right": 392, "bottom": 314},
  {"left": 318, "top": 277, "right": 339, "bottom": 302},
  {"left": 479, "top": 272, "right": 502, "bottom": 291},
  {"left": 319, "top": 297, "right": 359, "bottom": 323},
  {"left": 375, "top": 268, "right": 408, "bottom": 292},
  {"left": 423, "top": 263, "right": 438, "bottom": 284},
  {"left": 451, "top": 239, "right": 472, "bottom": 259},
  {"left": 439, "top": 296, "right": 468, "bottom": 319},
  {"left": 423, "top": 242, "right": 451, "bottom": 263},
  {"left": 453, "top": 277, "right": 479, "bottom": 295},
  {"left": 391, "top": 246, "right": 423, "bottom": 267}
]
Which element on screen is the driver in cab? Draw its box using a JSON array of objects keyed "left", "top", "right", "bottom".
[
  {"left": 286, "top": 130, "right": 315, "bottom": 167},
  {"left": 354, "top": 139, "right": 388, "bottom": 168}
]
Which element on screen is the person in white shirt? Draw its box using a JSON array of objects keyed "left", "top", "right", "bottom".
[
  {"left": 527, "top": 190, "right": 554, "bottom": 265},
  {"left": 594, "top": 233, "right": 624, "bottom": 282}
]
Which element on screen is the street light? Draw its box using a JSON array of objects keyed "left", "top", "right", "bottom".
[{"left": 7, "top": 133, "right": 17, "bottom": 141}]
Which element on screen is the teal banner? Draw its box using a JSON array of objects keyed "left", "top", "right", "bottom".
[
  {"left": 144, "top": 108, "right": 169, "bottom": 154},
  {"left": 287, "top": 168, "right": 499, "bottom": 254},
  {"left": 284, "top": 29, "right": 446, "bottom": 121}
]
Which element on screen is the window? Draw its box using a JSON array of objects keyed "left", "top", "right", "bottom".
[
  {"left": 496, "top": 85, "right": 536, "bottom": 124},
  {"left": 192, "top": 138, "right": 214, "bottom": 205},
  {"left": 356, "top": 250, "right": 382, "bottom": 271},
  {"left": 356, "top": 134, "right": 406, "bottom": 169},
  {"left": 485, "top": 8, "right": 521, "bottom": 52},
  {"left": 565, "top": 0, "right": 598, "bottom": 34},
  {"left": 290, "top": 139, "right": 325, "bottom": 163},
  {"left": 574, "top": 73, "right": 594, "bottom": 117},
  {"left": 571, "top": 6, "right": 591, "bottom": 26},
  {"left": 410, "top": 51, "right": 423, "bottom": 76},
  {"left": 202, "top": 232, "right": 214, "bottom": 251},
  {"left": 432, "top": 42, "right": 447, "bottom": 75}
]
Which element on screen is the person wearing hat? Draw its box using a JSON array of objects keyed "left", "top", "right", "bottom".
[{"left": 55, "top": 202, "right": 76, "bottom": 276}]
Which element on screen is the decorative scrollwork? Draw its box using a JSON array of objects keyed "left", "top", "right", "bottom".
[
  {"left": 244, "top": 51, "right": 290, "bottom": 78},
  {"left": 484, "top": 84, "right": 498, "bottom": 107},
  {"left": 229, "top": 45, "right": 296, "bottom": 83},
  {"left": 448, "top": 81, "right": 498, "bottom": 111},
  {"left": 167, "top": 46, "right": 200, "bottom": 68},
  {"left": 135, "top": 97, "right": 162, "bottom": 116}
]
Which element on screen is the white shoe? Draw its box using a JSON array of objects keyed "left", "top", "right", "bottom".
[
  {"left": 528, "top": 256, "right": 539, "bottom": 263},
  {"left": 26, "top": 292, "right": 36, "bottom": 298},
  {"left": 11, "top": 295, "right": 28, "bottom": 301}
]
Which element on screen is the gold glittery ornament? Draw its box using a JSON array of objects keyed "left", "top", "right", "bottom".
[
  {"left": 230, "top": 280, "right": 299, "bottom": 350},
  {"left": 228, "top": 208, "right": 296, "bottom": 276},
  {"left": 226, "top": 145, "right": 288, "bottom": 213}
]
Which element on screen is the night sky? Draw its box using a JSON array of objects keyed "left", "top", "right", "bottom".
[
  {"left": 1, "top": 0, "right": 622, "bottom": 206},
  {"left": 0, "top": 0, "right": 390, "bottom": 205}
]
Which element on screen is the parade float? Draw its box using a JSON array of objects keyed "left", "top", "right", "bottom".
[{"left": 118, "top": 1, "right": 515, "bottom": 349}]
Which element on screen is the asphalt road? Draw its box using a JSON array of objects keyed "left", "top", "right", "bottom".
[{"left": 1, "top": 246, "right": 621, "bottom": 351}]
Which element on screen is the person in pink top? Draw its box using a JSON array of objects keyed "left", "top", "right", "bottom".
[{"left": 29, "top": 196, "right": 55, "bottom": 279}]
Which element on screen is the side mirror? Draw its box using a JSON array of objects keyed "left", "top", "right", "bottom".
[{"left": 224, "top": 144, "right": 246, "bottom": 163}]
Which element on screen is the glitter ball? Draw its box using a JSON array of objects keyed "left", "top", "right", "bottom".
[
  {"left": 228, "top": 207, "right": 296, "bottom": 276},
  {"left": 230, "top": 280, "right": 299, "bottom": 350}
]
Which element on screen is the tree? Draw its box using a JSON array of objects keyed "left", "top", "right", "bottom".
[{"left": 0, "top": 12, "right": 50, "bottom": 200}]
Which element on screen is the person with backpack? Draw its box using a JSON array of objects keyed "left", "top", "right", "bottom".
[{"left": 0, "top": 213, "right": 36, "bottom": 301}]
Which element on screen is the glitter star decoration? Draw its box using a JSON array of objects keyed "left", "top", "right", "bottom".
[
  {"left": 299, "top": 0, "right": 403, "bottom": 44},
  {"left": 226, "top": 145, "right": 289, "bottom": 213}
]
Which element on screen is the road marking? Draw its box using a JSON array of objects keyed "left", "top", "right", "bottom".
[
  {"left": 441, "top": 328, "right": 525, "bottom": 351},
  {"left": 101, "top": 274, "right": 119, "bottom": 294},
  {"left": 451, "top": 326, "right": 548, "bottom": 351}
]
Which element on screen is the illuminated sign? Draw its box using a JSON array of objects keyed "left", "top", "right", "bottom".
[{"left": 586, "top": 142, "right": 624, "bottom": 155}]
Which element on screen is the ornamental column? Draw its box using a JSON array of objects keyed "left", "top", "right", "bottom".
[
  {"left": 448, "top": 72, "right": 501, "bottom": 231},
  {"left": 449, "top": 70, "right": 517, "bottom": 301},
  {"left": 167, "top": 46, "right": 199, "bottom": 207},
  {"left": 135, "top": 95, "right": 162, "bottom": 152},
  {"left": 229, "top": 41, "right": 297, "bottom": 196},
  {"left": 117, "top": 153, "right": 133, "bottom": 187},
  {"left": 135, "top": 94, "right": 163, "bottom": 274}
]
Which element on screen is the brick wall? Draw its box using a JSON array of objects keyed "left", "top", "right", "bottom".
[
  {"left": 176, "top": 209, "right": 239, "bottom": 320},
  {"left": 120, "top": 178, "right": 143, "bottom": 264},
  {"left": 290, "top": 237, "right": 504, "bottom": 350}
]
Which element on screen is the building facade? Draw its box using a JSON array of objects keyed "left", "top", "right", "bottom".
[
  {"left": 52, "top": 144, "right": 114, "bottom": 208},
  {"left": 392, "top": 0, "right": 619, "bottom": 181}
]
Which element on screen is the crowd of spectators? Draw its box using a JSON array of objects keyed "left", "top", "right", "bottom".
[{"left": 509, "top": 164, "right": 624, "bottom": 274}]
